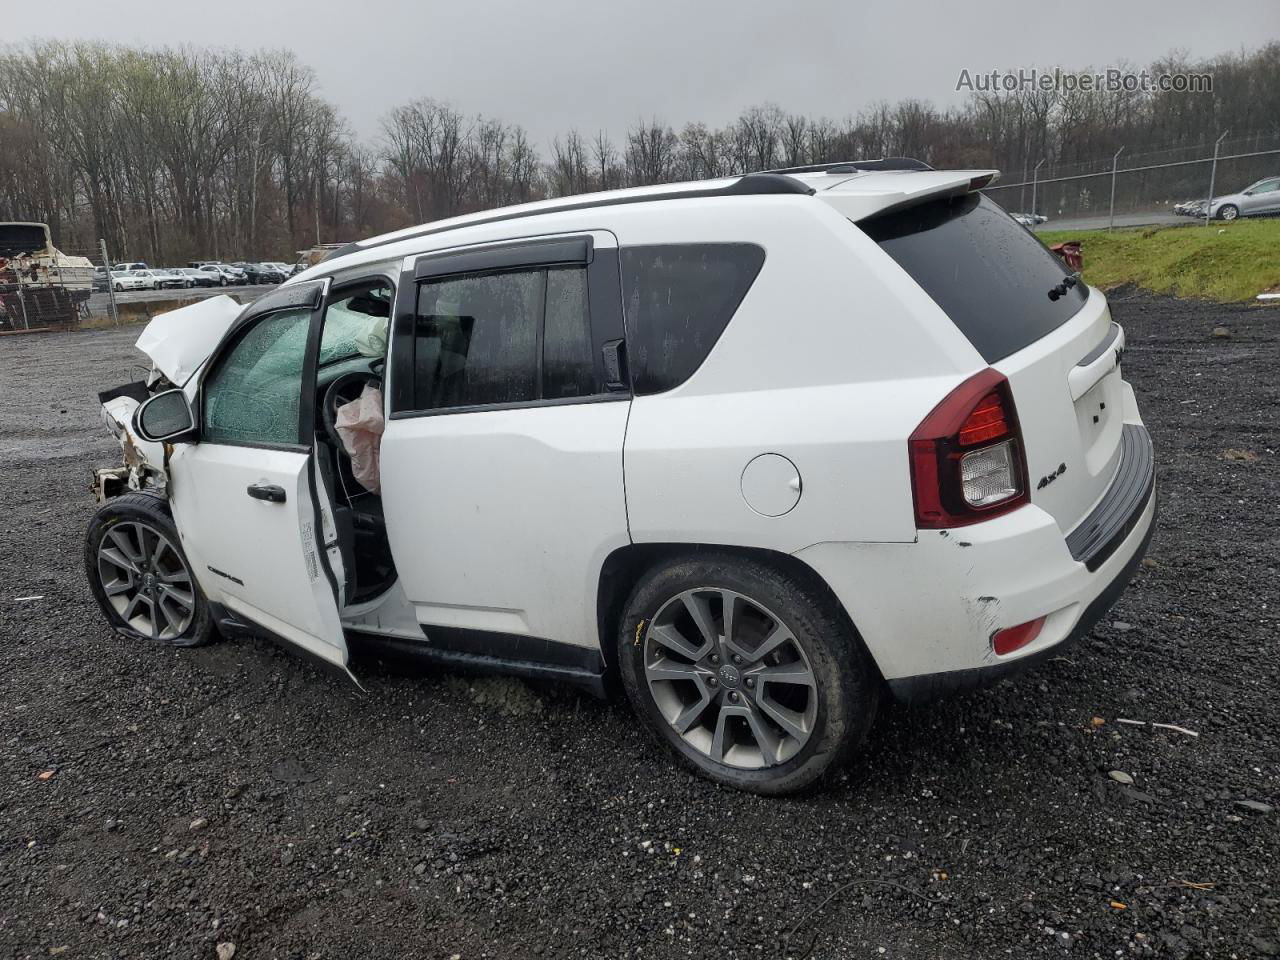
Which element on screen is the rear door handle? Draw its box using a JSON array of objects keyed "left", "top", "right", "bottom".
[
  {"left": 601, "top": 338, "right": 629, "bottom": 391},
  {"left": 247, "top": 482, "right": 286, "bottom": 503}
]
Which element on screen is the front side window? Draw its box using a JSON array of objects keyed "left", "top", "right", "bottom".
[
  {"left": 408, "top": 264, "right": 597, "bottom": 412},
  {"left": 320, "top": 283, "right": 394, "bottom": 364},
  {"left": 202, "top": 308, "right": 311, "bottom": 445}
]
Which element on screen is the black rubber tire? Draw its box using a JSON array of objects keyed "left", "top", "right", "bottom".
[
  {"left": 84, "top": 492, "right": 219, "bottom": 648},
  {"left": 617, "top": 552, "right": 880, "bottom": 795}
]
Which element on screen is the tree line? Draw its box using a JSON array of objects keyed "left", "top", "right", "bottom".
[{"left": 1, "top": 40, "right": 1276, "bottom": 264}]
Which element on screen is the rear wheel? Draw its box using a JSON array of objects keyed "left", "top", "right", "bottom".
[
  {"left": 617, "top": 553, "right": 879, "bottom": 794},
  {"left": 85, "top": 493, "right": 218, "bottom": 647}
]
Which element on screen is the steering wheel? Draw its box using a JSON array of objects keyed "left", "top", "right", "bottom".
[{"left": 321, "top": 370, "right": 382, "bottom": 452}]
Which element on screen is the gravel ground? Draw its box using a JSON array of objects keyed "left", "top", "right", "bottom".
[{"left": 1, "top": 295, "right": 1277, "bottom": 960}]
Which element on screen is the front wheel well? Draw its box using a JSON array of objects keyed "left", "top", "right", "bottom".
[{"left": 595, "top": 542, "right": 876, "bottom": 680}]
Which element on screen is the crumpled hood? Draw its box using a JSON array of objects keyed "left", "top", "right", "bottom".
[{"left": 134, "top": 295, "right": 244, "bottom": 385}]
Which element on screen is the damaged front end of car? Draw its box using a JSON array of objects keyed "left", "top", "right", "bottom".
[{"left": 91, "top": 294, "right": 245, "bottom": 502}]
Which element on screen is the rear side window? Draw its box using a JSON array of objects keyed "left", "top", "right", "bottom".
[
  {"left": 860, "top": 194, "right": 1085, "bottom": 362},
  {"left": 621, "top": 243, "right": 766, "bottom": 394},
  {"left": 408, "top": 265, "right": 598, "bottom": 412},
  {"left": 413, "top": 270, "right": 542, "bottom": 410}
]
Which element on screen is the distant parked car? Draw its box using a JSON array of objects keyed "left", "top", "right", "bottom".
[
  {"left": 113, "top": 261, "right": 149, "bottom": 272},
  {"left": 196, "top": 264, "right": 245, "bottom": 286},
  {"left": 1010, "top": 212, "right": 1048, "bottom": 227},
  {"left": 110, "top": 270, "right": 150, "bottom": 292},
  {"left": 173, "top": 267, "right": 219, "bottom": 288},
  {"left": 231, "top": 261, "right": 279, "bottom": 284},
  {"left": 144, "top": 268, "right": 189, "bottom": 290},
  {"left": 1206, "top": 176, "right": 1280, "bottom": 221},
  {"left": 252, "top": 262, "right": 287, "bottom": 284},
  {"left": 93, "top": 266, "right": 109, "bottom": 292}
]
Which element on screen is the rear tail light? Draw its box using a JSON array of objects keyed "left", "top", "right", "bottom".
[
  {"left": 909, "top": 368, "right": 1029, "bottom": 527},
  {"left": 992, "top": 617, "right": 1045, "bottom": 656}
]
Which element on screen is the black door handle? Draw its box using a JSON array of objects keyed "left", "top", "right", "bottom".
[
  {"left": 601, "top": 338, "right": 629, "bottom": 391},
  {"left": 247, "top": 482, "right": 286, "bottom": 503}
]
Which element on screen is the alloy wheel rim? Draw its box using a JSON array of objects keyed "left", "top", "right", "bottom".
[
  {"left": 643, "top": 588, "right": 818, "bottom": 770},
  {"left": 1222, "top": 206, "right": 1238, "bottom": 221},
  {"left": 97, "top": 521, "right": 195, "bottom": 641}
]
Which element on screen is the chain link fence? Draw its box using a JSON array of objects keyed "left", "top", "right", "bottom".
[
  {"left": 0, "top": 239, "right": 115, "bottom": 333},
  {"left": 0, "top": 237, "right": 261, "bottom": 334},
  {"left": 985, "top": 131, "right": 1280, "bottom": 231}
]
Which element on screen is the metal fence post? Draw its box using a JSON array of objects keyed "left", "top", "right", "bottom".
[
  {"left": 100, "top": 238, "right": 119, "bottom": 326},
  {"left": 1205, "top": 130, "right": 1229, "bottom": 226},
  {"left": 1108, "top": 146, "right": 1125, "bottom": 232},
  {"left": 1031, "top": 159, "right": 1045, "bottom": 218}
]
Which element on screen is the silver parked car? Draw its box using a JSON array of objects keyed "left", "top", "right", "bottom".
[{"left": 1207, "top": 176, "right": 1280, "bottom": 221}]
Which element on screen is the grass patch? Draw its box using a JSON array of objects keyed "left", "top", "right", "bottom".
[{"left": 1039, "top": 218, "right": 1280, "bottom": 302}]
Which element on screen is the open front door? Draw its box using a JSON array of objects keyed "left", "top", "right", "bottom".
[{"left": 167, "top": 280, "right": 350, "bottom": 672}]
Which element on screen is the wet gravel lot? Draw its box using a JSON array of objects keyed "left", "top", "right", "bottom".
[{"left": 1, "top": 294, "right": 1277, "bottom": 959}]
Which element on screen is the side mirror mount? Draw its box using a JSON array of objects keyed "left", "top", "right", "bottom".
[{"left": 134, "top": 389, "right": 197, "bottom": 443}]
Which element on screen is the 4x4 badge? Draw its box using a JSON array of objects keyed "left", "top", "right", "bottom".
[{"left": 1037, "top": 462, "right": 1068, "bottom": 490}]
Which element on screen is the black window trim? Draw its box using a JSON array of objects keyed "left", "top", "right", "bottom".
[
  {"left": 415, "top": 235, "right": 592, "bottom": 281},
  {"left": 389, "top": 233, "right": 628, "bottom": 419}
]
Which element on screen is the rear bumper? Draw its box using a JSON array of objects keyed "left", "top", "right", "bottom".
[
  {"left": 886, "top": 492, "right": 1156, "bottom": 703},
  {"left": 795, "top": 422, "right": 1157, "bottom": 703}
]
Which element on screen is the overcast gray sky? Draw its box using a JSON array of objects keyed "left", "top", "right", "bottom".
[{"left": 15, "top": 0, "right": 1278, "bottom": 149}]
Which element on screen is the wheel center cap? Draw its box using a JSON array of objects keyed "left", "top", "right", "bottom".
[
  {"left": 717, "top": 663, "right": 741, "bottom": 688},
  {"left": 142, "top": 573, "right": 156, "bottom": 590}
]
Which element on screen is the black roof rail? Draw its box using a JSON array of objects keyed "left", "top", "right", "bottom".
[
  {"left": 763, "top": 157, "right": 934, "bottom": 175},
  {"left": 323, "top": 173, "right": 815, "bottom": 263}
]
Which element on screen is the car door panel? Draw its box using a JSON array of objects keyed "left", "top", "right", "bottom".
[
  {"left": 166, "top": 279, "right": 351, "bottom": 670},
  {"left": 169, "top": 444, "right": 348, "bottom": 668},
  {"left": 380, "top": 401, "right": 630, "bottom": 648},
  {"left": 379, "top": 231, "right": 629, "bottom": 655}
]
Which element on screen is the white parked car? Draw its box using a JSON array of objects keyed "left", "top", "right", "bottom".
[
  {"left": 1010, "top": 212, "right": 1048, "bottom": 227},
  {"left": 86, "top": 162, "right": 1155, "bottom": 794},
  {"left": 196, "top": 263, "right": 246, "bottom": 286},
  {"left": 109, "top": 270, "right": 151, "bottom": 292}
]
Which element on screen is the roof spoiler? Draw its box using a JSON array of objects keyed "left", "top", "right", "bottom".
[
  {"left": 764, "top": 157, "right": 934, "bottom": 175},
  {"left": 818, "top": 168, "right": 1001, "bottom": 222}
]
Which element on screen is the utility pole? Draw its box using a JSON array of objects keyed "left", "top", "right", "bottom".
[
  {"left": 1108, "top": 146, "right": 1125, "bottom": 232},
  {"left": 1205, "top": 130, "right": 1229, "bottom": 226}
]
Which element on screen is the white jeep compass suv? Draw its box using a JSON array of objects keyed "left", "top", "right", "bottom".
[{"left": 86, "top": 159, "right": 1155, "bottom": 794}]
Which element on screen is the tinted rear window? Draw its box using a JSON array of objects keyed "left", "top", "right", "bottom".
[
  {"left": 860, "top": 194, "right": 1085, "bottom": 362},
  {"left": 621, "top": 243, "right": 766, "bottom": 394}
]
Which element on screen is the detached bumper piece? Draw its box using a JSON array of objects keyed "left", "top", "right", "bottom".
[{"left": 1066, "top": 424, "right": 1155, "bottom": 572}]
